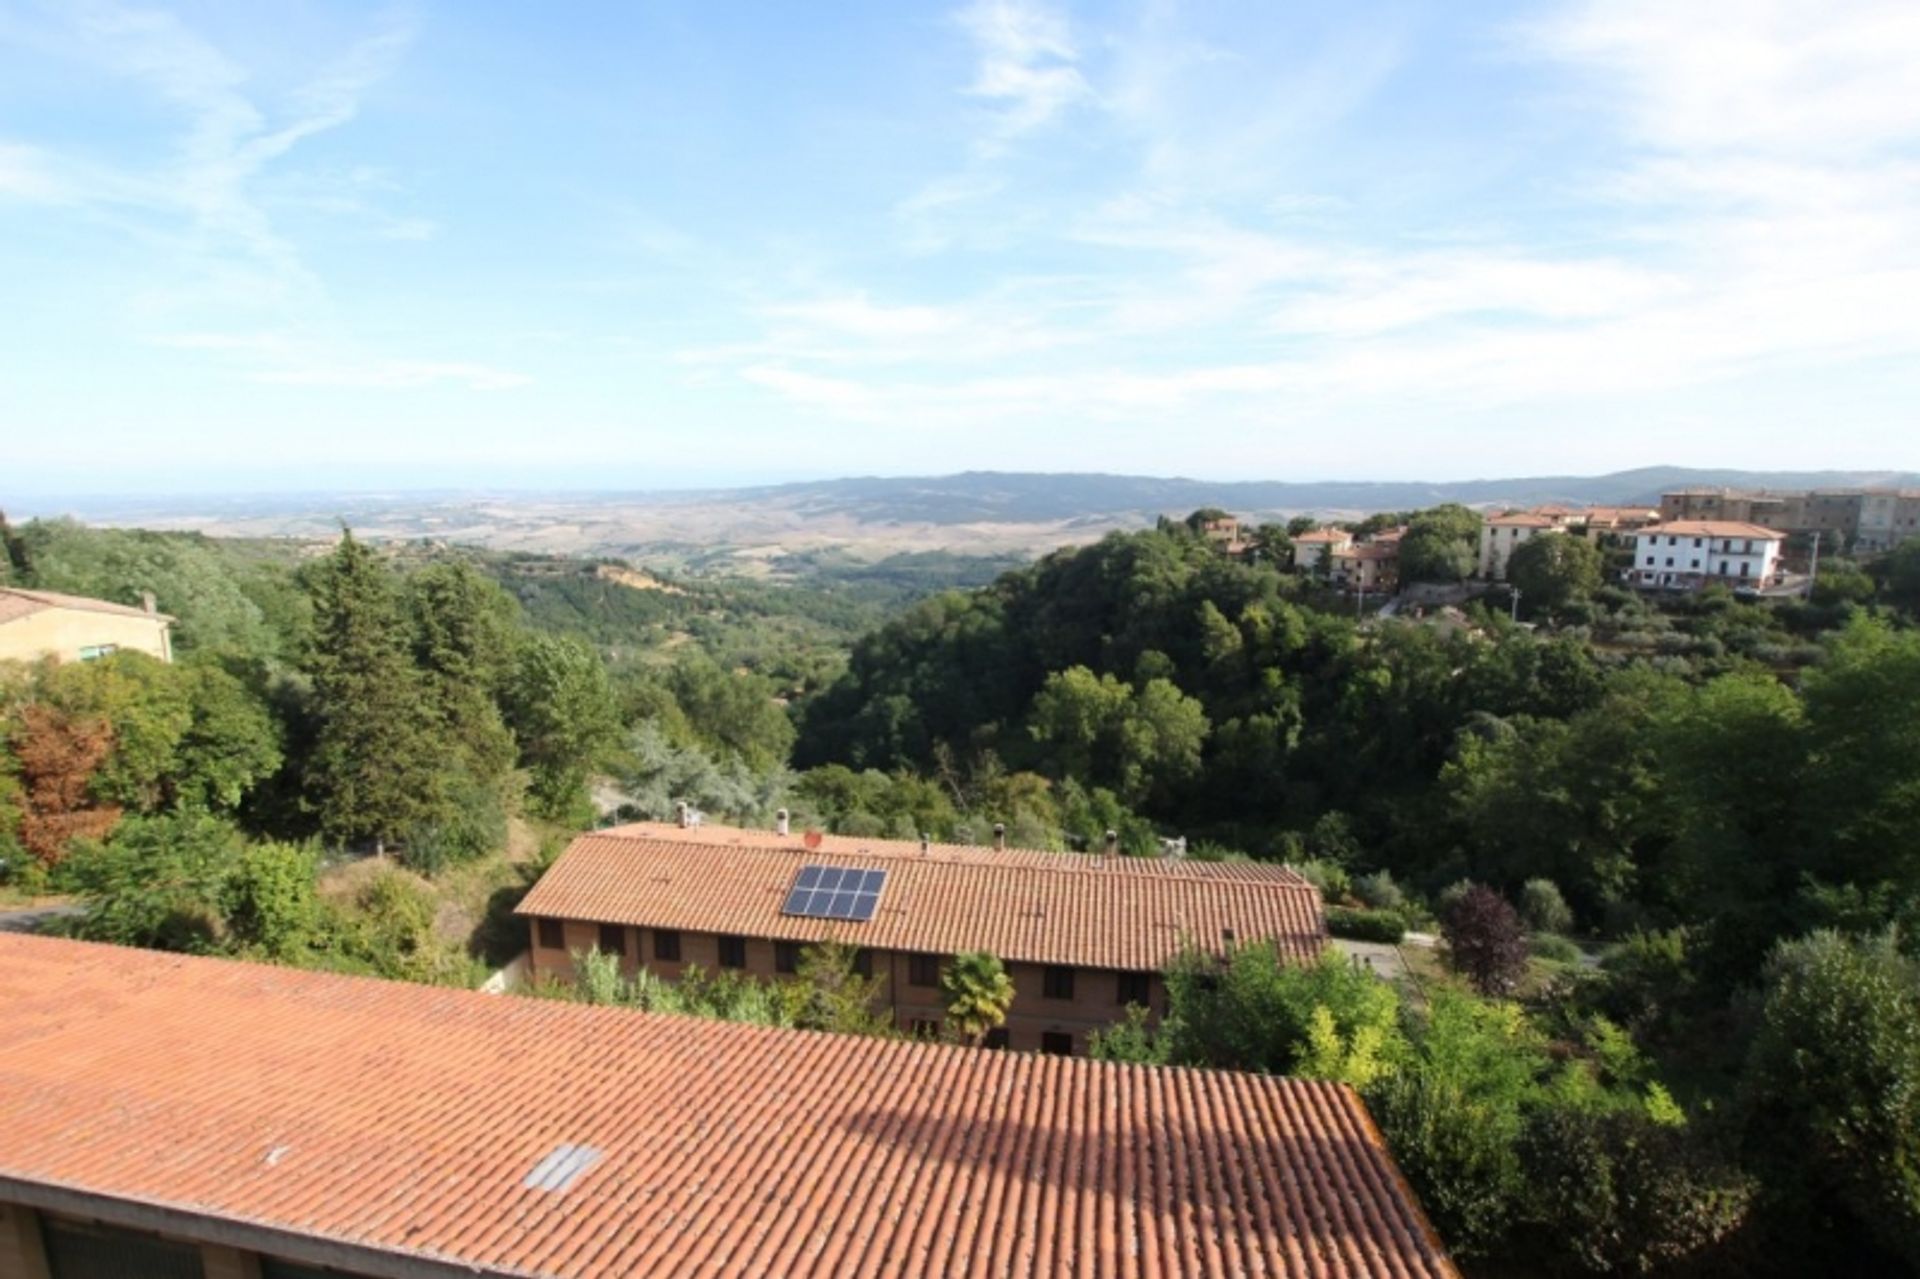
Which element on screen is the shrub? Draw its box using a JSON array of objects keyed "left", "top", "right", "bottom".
[
  {"left": 1367, "top": 1071, "right": 1522, "bottom": 1257},
  {"left": 1516, "top": 1107, "right": 1754, "bottom": 1275},
  {"left": 1353, "top": 869, "right": 1406, "bottom": 912},
  {"left": 1520, "top": 878, "right": 1574, "bottom": 935},
  {"left": 1443, "top": 885, "right": 1529, "bottom": 997},
  {"left": 1742, "top": 931, "right": 1920, "bottom": 1268},
  {"left": 1529, "top": 932, "right": 1582, "bottom": 965},
  {"left": 1292, "top": 858, "right": 1351, "bottom": 903},
  {"left": 1327, "top": 905, "right": 1406, "bottom": 944},
  {"left": 1162, "top": 944, "right": 1406, "bottom": 1077}
]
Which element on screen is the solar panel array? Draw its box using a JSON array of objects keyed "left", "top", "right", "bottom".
[{"left": 782, "top": 865, "right": 887, "bottom": 922}]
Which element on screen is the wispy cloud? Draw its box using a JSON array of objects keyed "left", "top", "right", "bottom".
[
  {"left": 150, "top": 332, "right": 529, "bottom": 392},
  {"left": 956, "top": 0, "right": 1090, "bottom": 149}
]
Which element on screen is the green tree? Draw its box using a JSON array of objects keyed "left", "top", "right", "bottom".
[
  {"left": 1506, "top": 534, "right": 1604, "bottom": 613},
  {"left": 1742, "top": 931, "right": 1920, "bottom": 1268},
  {"left": 65, "top": 813, "right": 238, "bottom": 951},
  {"left": 406, "top": 560, "right": 519, "bottom": 783},
  {"left": 503, "top": 632, "right": 620, "bottom": 822},
  {"left": 302, "top": 531, "right": 444, "bottom": 851},
  {"left": 1879, "top": 536, "right": 1920, "bottom": 614},
  {"left": 793, "top": 939, "right": 895, "bottom": 1036},
  {"left": 171, "top": 662, "right": 283, "bottom": 814},
  {"left": 1160, "top": 943, "right": 1406, "bottom": 1076},
  {"left": 220, "top": 840, "right": 321, "bottom": 959},
  {"left": 940, "top": 950, "right": 1015, "bottom": 1045}
]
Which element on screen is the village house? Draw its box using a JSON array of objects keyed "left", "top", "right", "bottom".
[
  {"left": 1329, "top": 541, "right": 1399, "bottom": 593},
  {"left": 0, "top": 587, "right": 174, "bottom": 665},
  {"left": 1857, "top": 490, "right": 1920, "bottom": 553},
  {"left": 0, "top": 933, "right": 1456, "bottom": 1279},
  {"left": 1573, "top": 506, "right": 1662, "bottom": 537},
  {"left": 1631, "top": 520, "right": 1786, "bottom": 592},
  {"left": 1290, "top": 526, "right": 1352, "bottom": 573},
  {"left": 1476, "top": 511, "right": 1561, "bottom": 580},
  {"left": 517, "top": 819, "right": 1327, "bottom": 1056}
]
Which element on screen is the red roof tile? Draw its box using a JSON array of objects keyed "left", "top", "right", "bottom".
[
  {"left": 0, "top": 934, "right": 1456, "bottom": 1279},
  {"left": 1644, "top": 520, "right": 1785, "bottom": 539},
  {"left": 518, "top": 824, "right": 1327, "bottom": 970},
  {"left": 0, "top": 587, "right": 174, "bottom": 626}
]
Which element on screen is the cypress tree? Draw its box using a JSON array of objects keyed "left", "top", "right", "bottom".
[{"left": 303, "top": 530, "right": 442, "bottom": 852}]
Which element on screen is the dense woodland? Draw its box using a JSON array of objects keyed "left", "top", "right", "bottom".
[{"left": 5, "top": 507, "right": 1920, "bottom": 1275}]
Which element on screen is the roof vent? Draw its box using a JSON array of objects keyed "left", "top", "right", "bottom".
[
  {"left": 1103, "top": 829, "right": 1119, "bottom": 858},
  {"left": 775, "top": 808, "right": 790, "bottom": 837},
  {"left": 524, "top": 1143, "right": 602, "bottom": 1193},
  {"left": 993, "top": 822, "right": 1006, "bottom": 852}
]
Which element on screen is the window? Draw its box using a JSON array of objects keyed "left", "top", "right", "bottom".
[
  {"left": 984, "top": 1027, "right": 1010, "bottom": 1050},
  {"left": 1690, "top": 559, "right": 1700, "bottom": 569},
  {"left": 775, "top": 941, "right": 802, "bottom": 974},
  {"left": 1693, "top": 538, "right": 1703, "bottom": 548},
  {"left": 40, "top": 1216, "right": 205, "bottom": 1279},
  {"left": 852, "top": 948, "right": 873, "bottom": 978},
  {"left": 1644, "top": 556, "right": 1655, "bottom": 567},
  {"left": 653, "top": 929, "right": 681, "bottom": 962},
  {"left": 536, "top": 918, "right": 564, "bottom": 950},
  {"left": 1043, "top": 966, "right": 1075, "bottom": 1000},
  {"left": 909, "top": 953, "right": 941, "bottom": 987},
  {"left": 1117, "top": 971, "right": 1151, "bottom": 1006},
  {"left": 77, "top": 644, "right": 118, "bottom": 661},
  {"left": 1041, "top": 1031, "right": 1075, "bottom": 1057},
  {"left": 1665, "top": 557, "right": 1674, "bottom": 567},
  {"left": 598, "top": 924, "right": 625, "bottom": 957},
  {"left": 719, "top": 935, "right": 747, "bottom": 969},
  {"left": 1667, "top": 535, "right": 1678, "bottom": 547}
]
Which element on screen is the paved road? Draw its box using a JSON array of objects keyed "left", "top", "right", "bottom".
[{"left": 0, "top": 903, "right": 83, "bottom": 935}]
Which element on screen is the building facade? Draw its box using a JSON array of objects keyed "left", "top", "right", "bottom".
[
  {"left": 1631, "top": 520, "right": 1785, "bottom": 591},
  {"left": 1477, "top": 513, "right": 1560, "bottom": 580},
  {"left": 1857, "top": 490, "right": 1920, "bottom": 553},
  {"left": 0, "top": 588, "right": 174, "bottom": 665},
  {"left": 517, "top": 821, "right": 1327, "bottom": 1057},
  {"left": 1290, "top": 526, "right": 1351, "bottom": 573},
  {"left": 0, "top": 933, "right": 1457, "bottom": 1279}
]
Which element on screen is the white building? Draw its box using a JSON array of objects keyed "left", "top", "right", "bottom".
[
  {"left": 1477, "top": 513, "right": 1559, "bottom": 581},
  {"left": 1631, "top": 521, "right": 1785, "bottom": 592},
  {"left": 1290, "top": 527, "right": 1352, "bottom": 573}
]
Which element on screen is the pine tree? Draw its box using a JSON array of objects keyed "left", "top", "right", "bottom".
[{"left": 303, "top": 531, "right": 442, "bottom": 852}]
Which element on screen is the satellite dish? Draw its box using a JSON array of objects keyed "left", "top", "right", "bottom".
[{"left": 803, "top": 829, "right": 824, "bottom": 850}]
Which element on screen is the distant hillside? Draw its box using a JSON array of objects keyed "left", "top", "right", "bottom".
[
  {"left": 13, "top": 466, "right": 1917, "bottom": 567},
  {"left": 731, "top": 467, "right": 1920, "bottom": 524}
]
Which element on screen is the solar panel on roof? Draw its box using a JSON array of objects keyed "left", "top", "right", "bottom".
[{"left": 782, "top": 865, "right": 887, "bottom": 922}]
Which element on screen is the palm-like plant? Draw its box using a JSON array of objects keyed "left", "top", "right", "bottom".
[{"left": 941, "top": 950, "right": 1016, "bottom": 1046}]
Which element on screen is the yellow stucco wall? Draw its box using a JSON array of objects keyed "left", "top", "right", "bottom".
[{"left": 0, "top": 608, "right": 172, "bottom": 665}]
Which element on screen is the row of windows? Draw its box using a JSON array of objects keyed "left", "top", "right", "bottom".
[
  {"left": 537, "top": 919, "right": 1154, "bottom": 1005},
  {"left": 1653, "top": 535, "right": 1764, "bottom": 552},
  {"left": 1644, "top": 556, "right": 1756, "bottom": 575}
]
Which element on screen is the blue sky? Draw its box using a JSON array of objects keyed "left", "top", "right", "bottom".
[{"left": 2, "top": 0, "right": 1917, "bottom": 496}]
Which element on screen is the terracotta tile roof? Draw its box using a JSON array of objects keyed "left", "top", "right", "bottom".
[
  {"left": 1293, "top": 527, "right": 1351, "bottom": 544},
  {"left": 519, "top": 823, "right": 1327, "bottom": 970},
  {"left": 1643, "top": 520, "right": 1785, "bottom": 539},
  {"left": 0, "top": 934, "right": 1457, "bottom": 1279},
  {"left": 1485, "top": 512, "right": 1557, "bottom": 528},
  {"left": 0, "top": 586, "right": 174, "bottom": 626}
]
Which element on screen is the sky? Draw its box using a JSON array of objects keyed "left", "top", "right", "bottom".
[{"left": 2, "top": 0, "right": 1918, "bottom": 496}]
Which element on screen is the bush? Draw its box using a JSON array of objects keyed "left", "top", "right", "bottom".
[
  {"left": 1443, "top": 885, "right": 1530, "bottom": 997},
  {"left": 1327, "top": 905, "right": 1406, "bottom": 944},
  {"left": 1529, "top": 932, "right": 1582, "bottom": 965},
  {"left": 1292, "top": 857, "right": 1351, "bottom": 903},
  {"left": 1742, "top": 931, "right": 1920, "bottom": 1268},
  {"left": 1353, "top": 869, "right": 1406, "bottom": 912},
  {"left": 1520, "top": 878, "right": 1574, "bottom": 935},
  {"left": 1367, "top": 1071, "right": 1522, "bottom": 1258},
  {"left": 1516, "top": 1107, "right": 1754, "bottom": 1275}
]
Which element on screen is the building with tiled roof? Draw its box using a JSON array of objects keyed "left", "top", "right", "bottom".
[
  {"left": 1477, "top": 512, "right": 1564, "bottom": 581},
  {"left": 0, "top": 586, "right": 174, "bottom": 664},
  {"left": 1289, "top": 526, "right": 1352, "bottom": 574},
  {"left": 517, "top": 821, "right": 1327, "bottom": 1055},
  {"left": 1631, "top": 520, "right": 1787, "bottom": 592},
  {"left": 0, "top": 933, "right": 1456, "bottom": 1279}
]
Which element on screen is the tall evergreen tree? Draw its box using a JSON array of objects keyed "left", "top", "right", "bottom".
[
  {"left": 303, "top": 531, "right": 442, "bottom": 851},
  {"left": 406, "top": 560, "right": 519, "bottom": 782}
]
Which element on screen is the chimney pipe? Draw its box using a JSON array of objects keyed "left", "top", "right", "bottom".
[
  {"left": 920, "top": 833, "right": 931, "bottom": 855},
  {"left": 676, "top": 801, "right": 690, "bottom": 829},
  {"left": 775, "top": 808, "right": 790, "bottom": 837},
  {"left": 993, "top": 822, "right": 1006, "bottom": 851},
  {"left": 1104, "top": 829, "right": 1119, "bottom": 858},
  {"left": 141, "top": 590, "right": 157, "bottom": 616}
]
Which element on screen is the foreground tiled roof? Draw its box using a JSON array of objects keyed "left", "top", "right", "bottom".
[
  {"left": 0, "top": 935, "right": 1456, "bottom": 1279},
  {"left": 519, "top": 823, "right": 1327, "bottom": 969},
  {"left": 1646, "top": 519, "right": 1786, "bottom": 539},
  {"left": 0, "top": 586, "right": 174, "bottom": 626}
]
